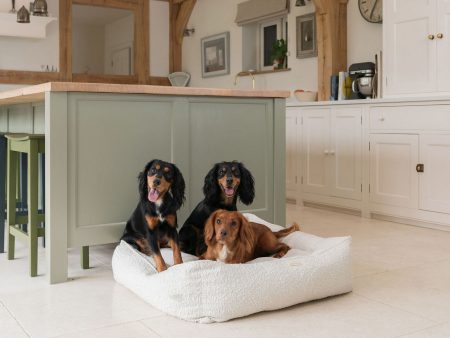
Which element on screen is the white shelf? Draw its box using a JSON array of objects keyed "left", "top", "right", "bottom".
[{"left": 0, "top": 12, "right": 57, "bottom": 39}]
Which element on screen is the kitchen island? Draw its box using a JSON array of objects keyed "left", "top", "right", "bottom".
[{"left": 0, "top": 82, "right": 289, "bottom": 283}]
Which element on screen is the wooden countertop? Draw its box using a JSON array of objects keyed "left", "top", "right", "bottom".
[{"left": 0, "top": 82, "right": 290, "bottom": 105}]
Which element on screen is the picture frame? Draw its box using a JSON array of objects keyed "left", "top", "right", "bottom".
[
  {"left": 201, "top": 32, "right": 230, "bottom": 78},
  {"left": 296, "top": 13, "right": 317, "bottom": 59}
]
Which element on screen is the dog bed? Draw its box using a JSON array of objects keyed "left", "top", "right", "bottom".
[{"left": 112, "top": 214, "right": 352, "bottom": 323}]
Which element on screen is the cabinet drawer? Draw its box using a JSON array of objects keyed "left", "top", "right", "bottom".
[{"left": 370, "top": 105, "right": 450, "bottom": 130}]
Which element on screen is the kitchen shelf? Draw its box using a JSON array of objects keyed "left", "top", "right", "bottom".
[
  {"left": 0, "top": 12, "right": 57, "bottom": 39},
  {"left": 238, "top": 68, "right": 292, "bottom": 76}
]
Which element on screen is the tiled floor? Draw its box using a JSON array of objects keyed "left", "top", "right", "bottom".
[{"left": 1, "top": 204, "right": 450, "bottom": 338}]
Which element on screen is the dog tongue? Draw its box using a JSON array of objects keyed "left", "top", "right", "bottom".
[
  {"left": 148, "top": 189, "right": 160, "bottom": 202},
  {"left": 225, "top": 187, "right": 234, "bottom": 196}
]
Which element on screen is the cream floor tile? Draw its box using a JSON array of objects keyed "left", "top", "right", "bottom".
[
  {"left": 354, "top": 259, "right": 450, "bottom": 323},
  {"left": 0, "top": 301, "right": 28, "bottom": 338},
  {"left": 398, "top": 322, "right": 450, "bottom": 338},
  {"left": 1, "top": 205, "right": 450, "bottom": 338},
  {"left": 55, "top": 321, "right": 161, "bottom": 338},
  {"left": 287, "top": 204, "right": 450, "bottom": 277},
  {"left": 141, "top": 293, "right": 434, "bottom": 338},
  {"left": 0, "top": 242, "right": 163, "bottom": 338}
]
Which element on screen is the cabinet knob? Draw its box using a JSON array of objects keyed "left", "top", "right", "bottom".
[
  {"left": 324, "top": 150, "right": 329, "bottom": 155},
  {"left": 416, "top": 164, "right": 424, "bottom": 173},
  {"left": 330, "top": 150, "right": 335, "bottom": 155},
  {"left": 437, "top": 33, "right": 444, "bottom": 39},
  {"left": 379, "top": 116, "right": 385, "bottom": 121},
  {"left": 428, "top": 34, "right": 435, "bottom": 40}
]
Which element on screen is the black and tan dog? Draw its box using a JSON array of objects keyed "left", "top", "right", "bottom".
[
  {"left": 179, "top": 161, "right": 255, "bottom": 256},
  {"left": 121, "top": 159, "right": 185, "bottom": 272}
]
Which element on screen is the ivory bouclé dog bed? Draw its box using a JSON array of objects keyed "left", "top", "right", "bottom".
[{"left": 112, "top": 214, "right": 352, "bottom": 323}]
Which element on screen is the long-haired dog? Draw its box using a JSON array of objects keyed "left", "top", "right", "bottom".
[
  {"left": 201, "top": 210, "right": 300, "bottom": 263},
  {"left": 121, "top": 159, "right": 185, "bottom": 272},
  {"left": 179, "top": 161, "right": 255, "bottom": 256}
]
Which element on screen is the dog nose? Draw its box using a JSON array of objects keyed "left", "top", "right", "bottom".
[
  {"left": 153, "top": 178, "right": 161, "bottom": 186},
  {"left": 226, "top": 177, "right": 233, "bottom": 185},
  {"left": 220, "top": 229, "right": 227, "bottom": 238}
]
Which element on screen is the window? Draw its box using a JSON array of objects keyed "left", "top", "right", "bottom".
[
  {"left": 241, "top": 16, "right": 288, "bottom": 72},
  {"left": 259, "top": 17, "right": 287, "bottom": 71}
]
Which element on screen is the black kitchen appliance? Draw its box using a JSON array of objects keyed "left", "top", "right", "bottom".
[{"left": 349, "top": 62, "right": 375, "bottom": 99}]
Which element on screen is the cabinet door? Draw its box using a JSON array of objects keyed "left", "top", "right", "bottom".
[
  {"left": 330, "top": 108, "right": 362, "bottom": 200},
  {"left": 384, "top": 0, "right": 436, "bottom": 95},
  {"left": 370, "top": 134, "right": 419, "bottom": 208},
  {"left": 286, "top": 108, "right": 298, "bottom": 197},
  {"left": 302, "top": 109, "right": 330, "bottom": 195},
  {"left": 437, "top": 0, "right": 450, "bottom": 91},
  {"left": 419, "top": 134, "right": 450, "bottom": 214}
]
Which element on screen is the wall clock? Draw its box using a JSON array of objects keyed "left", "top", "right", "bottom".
[{"left": 358, "top": 0, "right": 382, "bottom": 24}]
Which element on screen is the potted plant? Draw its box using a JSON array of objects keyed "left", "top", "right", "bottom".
[{"left": 271, "top": 39, "right": 288, "bottom": 69}]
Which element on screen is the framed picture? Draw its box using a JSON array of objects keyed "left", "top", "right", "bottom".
[
  {"left": 296, "top": 13, "right": 317, "bottom": 59},
  {"left": 201, "top": 32, "right": 230, "bottom": 78}
]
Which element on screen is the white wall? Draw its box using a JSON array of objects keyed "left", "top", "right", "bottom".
[
  {"left": 0, "top": 0, "right": 59, "bottom": 72},
  {"left": 347, "top": 0, "right": 382, "bottom": 66},
  {"left": 72, "top": 23, "right": 105, "bottom": 74},
  {"left": 0, "top": 0, "right": 169, "bottom": 91},
  {"left": 182, "top": 0, "right": 382, "bottom": 98},
  {"left": 150, "top": 0, "right": 169, "bottom": 77},
  {"left": 0, "top": 0, "right": 381, "bottom": 94}
]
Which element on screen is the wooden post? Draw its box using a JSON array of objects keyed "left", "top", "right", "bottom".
[
  {"left": 169, "top": 0, "right": 196, "bottom": 72},
  {"left": 313, "top": 0, "right": 349, "bottom": 101}
]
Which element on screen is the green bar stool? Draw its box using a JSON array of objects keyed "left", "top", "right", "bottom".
[{"left": 6, "top": 134, "right": 89, "bottom": 277}]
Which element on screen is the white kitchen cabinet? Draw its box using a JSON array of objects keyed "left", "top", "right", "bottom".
[
  {"left": 286, "top": 108, "right": 299, "bottom": 199},
  {"left": 383, "top": 0, "right": 450, "bottom": 96},
  {"left": 437, "top": 0, "right": 450, "bottom": 91},
  {"left": 330, "top": 108, "right": 362, "bottom": 200},
  {"left": 301, "top": 107, "right": 362, "bottom": 201},
  {"left": 419, "top": 134, "right": 450, "bottom": 214},
  {"left": 302, "top": 109, "right": 330, "bottom": 196},
  {"left": 288, "top": 98, "right": 450, "bottom": 231},
  {"left": 369, "top": 133, "right": 419, "bottom": 208}
]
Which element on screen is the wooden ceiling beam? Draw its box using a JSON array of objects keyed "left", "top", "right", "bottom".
[{"left": 312, "top": 0, "right": 349, "bottom": 100}]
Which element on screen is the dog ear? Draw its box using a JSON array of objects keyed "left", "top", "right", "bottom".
[
  {"left": 204, "top": 210, "right": 219, "bottom": 246},
  {"left": 138, "top": 160, "right": 155, "bottom": 202},
  {"left": 170, "top": 164, "right": 186, "bottom": 210},
  {"left": 237, "top": 162, "right": 255, "bottom": 205},
  {"left": 203, "top": 163, "right": 221, "bottom": 205},
  {"left": 238, "top": 213, "right": 254, "bottom": 256}
]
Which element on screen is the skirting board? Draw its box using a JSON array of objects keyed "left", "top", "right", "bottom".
[
  {"left": 371, "top": 213, "right": 450, "bottom": 233},
  {"left": 302, "top": 201, "right": 362, "bottom": 217}
]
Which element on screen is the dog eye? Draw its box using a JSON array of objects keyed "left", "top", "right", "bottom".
[
  {"left": 231, "top": 220, "right": 237, "bottom": 227},
  {"left": 149, "top": 168, "right": 156, "bottom": 175},
  {"left": 216, "top": 219, "right": 221, "bottom": 224}
]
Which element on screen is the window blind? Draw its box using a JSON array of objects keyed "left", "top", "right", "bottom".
[{"left": 235, "top": 0, "right": 289, "bottom": 26}]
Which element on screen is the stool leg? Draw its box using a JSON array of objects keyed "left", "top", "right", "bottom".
[
  {"left": 0, "top": 136, "right": 6, "bottom": 253},
  {"left": 6, "top": 141, "right": 17, "bottom": 260},
  {"left": 28, "top": 141, "right": 39, "bottom": 277},
  {"left": 81, "top": 246, "right": 89, "bottom": 269}
]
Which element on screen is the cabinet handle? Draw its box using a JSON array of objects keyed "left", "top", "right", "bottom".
[
  {"left": 416, "top": 164, "right": 424, "bottom": 173},
  {"left": 428, "top": 34, "right": 435, "bottom": 40},
  {"left": 437, "top": 33, "right": 444, "bottom": 39},
  {"left": 379, "top": 116, "right": 385, "bottom": 121}
]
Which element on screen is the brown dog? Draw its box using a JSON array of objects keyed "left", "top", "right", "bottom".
[{"left": 201, "top": 210, "right": 300, "bottom": 264}]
